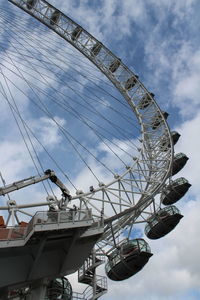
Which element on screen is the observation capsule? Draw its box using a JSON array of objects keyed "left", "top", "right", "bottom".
[
  {"left": 161, "top": 177, "right": 191, "bottom": 205},
  {"left": 124, "top": 75, "right": 139, "bottom": 91},
  {"left": 50, "top": 10, "right": 61, "bottom": 25},
  {"left": 171, "top": 131, "right": 181, "bottom": 145},
  {"left": 71, "top": 26, "right": 82, "bottom": 41},
  {"left": 145, "top": 206, "right": 183, "bottom": 239},
  {"left": 151, "top": 111, "right": 169, "bottom": 130},
  {"left": 138, "top": 93, "right": 154, "bottom": 110},
  {"left": 26, "top": 0, "right": 37, "bottom": 10},
  {"left": 91, "top": 42, "right": 102, "bottom": 56},
  {"left": 105, "top": 239, "right": 153, "bottom": 281},
  {"left": 172, "top": 153, "right": 189, "bottom": 176},
  {"left": 47, "top": 277, "right": 72, "bottom": 300},
  {"left": 109, "top": 59, "right": 121, "bottom": 73},
  {"left": 159, "top": 131, "right": 181, "bottom": 151}
]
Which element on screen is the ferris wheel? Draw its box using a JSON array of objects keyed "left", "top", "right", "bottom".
[{"left": 0, "top": 0, "right": 191, "bottom": 299}]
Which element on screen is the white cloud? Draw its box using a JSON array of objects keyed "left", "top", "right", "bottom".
[
  {"left": 1, "top": 1, "right": 200, "bottom": 299},
  {"left": 101, "top": 199, "right": 200, "bottom": 300},
  {"left": 139, "top": 0, "right": 200, "bottom": 117},
  {"left": 31, "top": 116, "right": 66, "bottom": 149},
  {"left": 173, "top": 112, "right": 200, "bottom": 196},
  {"left": 48, "top": 0, "right": 147, "bottom": 43},
  {"left": 173, "top": 48, "right": 200, "bottom": 116}
]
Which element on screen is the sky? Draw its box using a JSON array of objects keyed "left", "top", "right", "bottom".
[{"left": 0, "top": 0, "right": 200, "bottom": 299}]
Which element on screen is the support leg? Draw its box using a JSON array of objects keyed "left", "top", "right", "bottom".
[{"left": 26, "top": 279, "right": 48, "bottom": 300}]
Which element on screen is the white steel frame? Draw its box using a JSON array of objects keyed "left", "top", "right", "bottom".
[{"left": 4, "top": 0, "right": 174, "bottom": 245}]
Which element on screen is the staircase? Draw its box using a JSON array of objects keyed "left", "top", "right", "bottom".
[{"left": 75, "top": 252, "right": 107, "bottom": 300}]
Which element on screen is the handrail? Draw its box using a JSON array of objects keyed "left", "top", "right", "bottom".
[
  {"left": 0, "top": 209, "right": 92, "bottom": 241},
  {"left": 73, "top": 276, "right": 107, "bottom": 300}
]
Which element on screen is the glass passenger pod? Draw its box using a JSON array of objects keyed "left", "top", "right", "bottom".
[
  {"left": 138, "top": 92, "right": 154, "bottom": 110},
  {"left": 26, "top": 0, "right": 37, "bottom": 10},
  {"left": 109, "top": 59, "right": 121, "bottom": 73},
  {"left": 91, "top": 42, "right": 102, "bottom": 56},
  {"left": 50, "top": 10, "right": 61, "bottom": 26},
  {"left": 171, "top": 131, "right": 181, "bottom": 145},
  {"left": 172, "top": 152, "right": 189, "bottom": 176},
  {"left": 161, "top": 177, "right": 191, "bottom": 205},
  {"left": 144, "top": 206, "right": 183, "bottom": 239},
  {"left": 46, "top": 277, "right": 72, "bottom": 300},
  {"left": 105, "top": 239, "right": 153, "bottom": 281},
  {"left": 71, "top": 26, "right": 82, "bottom": 41},
  {"left": 160, "top": 131, "right": 181, "bottom": 152},
  {"left": 124, "top": 75, "right": 139, "bottom": 91},
  {"left": 151, "top": 111, "right": 169, "bottom": 130}
]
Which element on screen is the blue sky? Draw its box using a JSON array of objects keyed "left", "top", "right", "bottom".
[{"left": 0, "top": 0, "right": 200, "bottom": 299}]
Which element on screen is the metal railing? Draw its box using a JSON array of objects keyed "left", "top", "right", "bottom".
[
  {"left": 0, "top": 209, "right": 92, "bottom": 241},
  {"left": 78, "top": 255, "right": 105, "bottom": 278},
  {"left": 34, "top": 209, "right": 92, "bottom": 225},
  {"left": 73, "top": 276, "right": 107, "bottom": 300},
  {"left": 0, "top": 226, "right": 27, "bottom": 241}
]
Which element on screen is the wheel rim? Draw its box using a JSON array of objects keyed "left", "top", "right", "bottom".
[{"left": 0, "top": 0, "right": 174, "bottom": 250}]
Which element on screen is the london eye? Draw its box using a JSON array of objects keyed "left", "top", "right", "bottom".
[{"left": 0, "top": 1, "right": 191, "bottom": 299}]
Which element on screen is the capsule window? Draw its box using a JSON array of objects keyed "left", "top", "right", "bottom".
[
  {"left": 171, "top": 131, "right": 181, "bottom": 145},
  {"left": 50, "top": 10, "right": 61, "bottom": 26},
  {"left": 145, "top": 206, "right": 183, "bottom": 239},
  {"left": 172, "top": 153, "right": 189, "bottom": 176},
  {"left": 91, "top": 43, "right": 102, "bottom": 56},
  {"left": 161, "top": 177, "right": 191, "bottom": 205},
  {"left": 124, "top": 75, "right": 139, "bottom": 91},
  {"left": 26, "top": 0, "right": 37, "bottom": 10},
  {"left": 109, "top": 59, "right": 121, "bottom": 73},
  {"left": 71, "top": 27, "right": 82, "bottom": 41},
  {"left": 105, "top": 239, "right": 153, "bottom": 281},
  {"left": 138, "top": 93, "right": 154, "bottom": 109},
  {"left": 151, "top": 111, "right": 169, "bottom": 130},
  {"left": 159, "top": 130, "right": 181, "bottom": 152}
]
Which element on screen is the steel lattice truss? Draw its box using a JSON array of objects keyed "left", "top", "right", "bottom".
[{"left": 4, "top": 0, "right": 174, "bottom": 249}]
